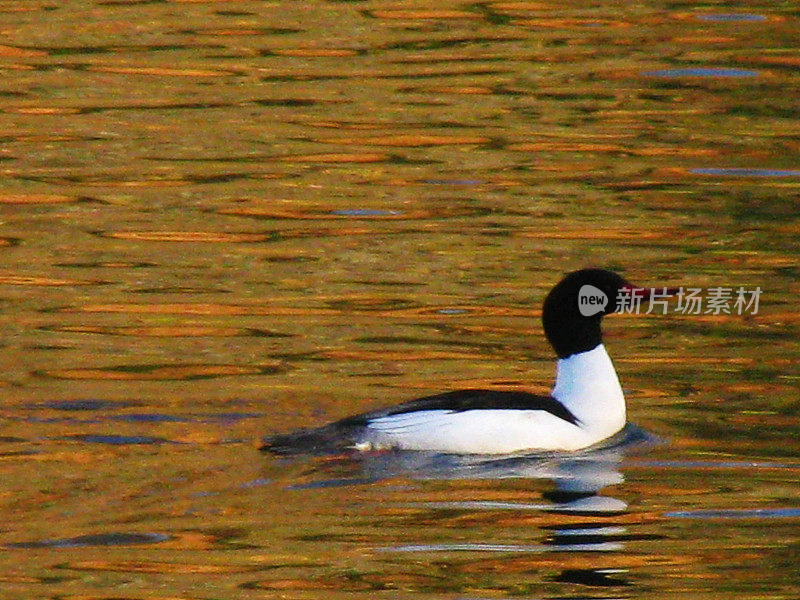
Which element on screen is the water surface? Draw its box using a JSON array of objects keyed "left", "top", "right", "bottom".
[{"left": 1, "top": 1, "right": 799, "bottom": 599}]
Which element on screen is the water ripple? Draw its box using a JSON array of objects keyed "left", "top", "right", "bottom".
[
  {"left": 64, "top": 434, "right": 174, "bottom": 445},
  {"left": 696, "top": 14, "right": 768, "bottom": 22},
  {"left": 691, "top": 167, "right": 800, "bottom": 177},
  {"left": 641, "top": 67, "right": 760, "bottom": 78},
  {"left": 7, "top": 532, "right": 170, "bottom": 549},
  {"left": 668, "top": 508, "right": 800, "bottom": 519},
  {"left": 380, "top": 542, "right": 624, "bottom": 553}
]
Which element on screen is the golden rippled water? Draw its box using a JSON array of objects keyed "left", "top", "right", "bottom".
[{"left": 0, "top": 1, "right": 799, "bottom": 599}]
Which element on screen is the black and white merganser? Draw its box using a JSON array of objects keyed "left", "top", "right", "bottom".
[{"left": 261, "top": 269, "right": 671, "bottom": 455}]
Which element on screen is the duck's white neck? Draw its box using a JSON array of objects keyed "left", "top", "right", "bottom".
[{"left": 551, "top": 344, "right": 626, "bottom": 439}]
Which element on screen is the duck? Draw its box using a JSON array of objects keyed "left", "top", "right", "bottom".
[{"left": 261, "top": 268, "right": 670, "bottom": 455}]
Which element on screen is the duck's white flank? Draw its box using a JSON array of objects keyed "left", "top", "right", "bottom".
[{"left": 357, "top": 344, "right": 626, "bottom": 454}]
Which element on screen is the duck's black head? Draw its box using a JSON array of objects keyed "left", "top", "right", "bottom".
[{"left": 543, "top": 268, "right": 640, "bottom": 359}]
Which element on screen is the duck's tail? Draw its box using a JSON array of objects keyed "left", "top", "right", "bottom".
[{"left": 259, "top": 421, "right": 363, "bottom": 455}]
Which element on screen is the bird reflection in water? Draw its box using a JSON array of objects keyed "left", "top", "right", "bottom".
[{"left": 258, "top": 425, "right": 661, "bottom": 591}]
